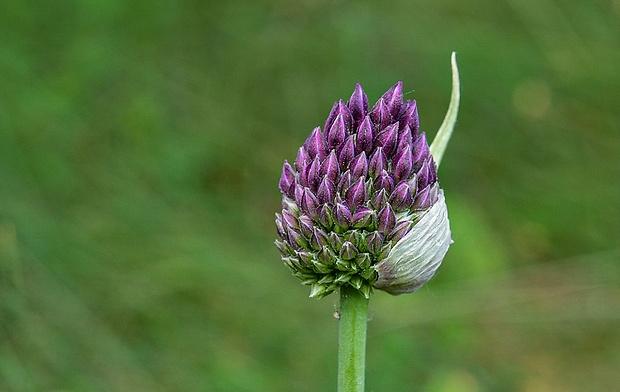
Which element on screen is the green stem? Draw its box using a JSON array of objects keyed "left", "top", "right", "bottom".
[{"left": 338, "top": 285, "right": 369, "bottom": 392}]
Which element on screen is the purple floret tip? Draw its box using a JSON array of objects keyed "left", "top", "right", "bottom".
[
  {"left": 304, "top": 127, "right": 327, "bottom": 161},
  {"left": 350, "top": 152, "right": 368, "bottom": 179},
  {"left": 279, "top": 161, "right": 295, "bottom": 198},
  {"left": 355, "top": 116, "right": 375, "bottom": 154},
  {"left": 345, "top": 177, "right": 367, "bottom": 210},
  {"left": 348, "top": 83, "right": 369, "bottom": 127},
  {"left": 327, "top": 114, "right": 347, "bottom": 150},
  {"left": 393, "top": 144, "right": 413, "bottom": 182},
  {"left": 381, "top": 81, "right": 403, "bottom": 117}
]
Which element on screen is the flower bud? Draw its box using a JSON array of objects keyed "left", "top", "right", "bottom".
[
  {"left": 380, "top": 81, "right": 403, "bottom": 117},
  {"left": 389, "top": 181, "right": 414, "bottom": 212},
  {"left": 317, "top": 177, "right": 335, "bottom": 205},
  {"left": 352, "top": 206, "right": 376, "bottom": 229},
  {"left": 334, "top": 202, "right": 352, "bottom": 230},
  {"left": 345, "top": 177, "right": 367, "bottom": 210},
  {"left": 338, "top": 135, "right": 356, "bottom": 170},
  {"left": 368, "top": 147, "right": 387, "bottom": 178},
  {"left": 275, "top": 54, "right": 459, "bottom": 298},
  {"left": 370, "top": 99, "right": 392, "bottom": 130},
  {"left": 356, "top": 116, "right": 375, "bottom": 154},
  {"left": 350, "top": 152, "right": 368, "bottom": 179},
  {"left": 327, "top": 114, "right": 347, "bottom": 150},
  {"left": 399, "top": 100, "right": 419, "bottom": 135},
  {"left": 278, "top": 161, "right": 295, "bottom": 198},
  {"left": 321, "top": 150, "right": 340, "bottom": 183},
  {"left": 304, "top": 127, "right": 327, "bottom": 160},
  {"left": 348, "top": 83, "right": 369, "bottom": 128}
]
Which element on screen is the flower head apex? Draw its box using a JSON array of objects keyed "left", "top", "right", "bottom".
[{"left": 276, "top": 54, "right": 460, "bottom": 299}]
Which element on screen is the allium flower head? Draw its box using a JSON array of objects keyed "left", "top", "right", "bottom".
[{"left": 276, "top": 62, "right": 459, "bottom": 299}]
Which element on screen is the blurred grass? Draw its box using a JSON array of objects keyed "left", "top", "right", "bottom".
[{"left": 1, "top": 0, "right": 619, "bottom": 391}]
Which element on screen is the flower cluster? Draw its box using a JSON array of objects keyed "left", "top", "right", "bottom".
[{"left": 275, "top": 82, "right": 451, "bottom": 298}]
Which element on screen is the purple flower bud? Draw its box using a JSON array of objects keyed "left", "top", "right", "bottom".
[
  {"left": 278, "top": 161, "right": 295, "bottom": 198},
  {"left": 338, "top": 135, "right": 355, "bottom": 169},
  {"left": 316, "top": 204, "right": 334, "bottom": 228},
  {"left": 368, "top": 147, "right": 387, "bottom": 178},
  {"left": 377, "top": 203, "right": 396, "bottom": 233},
  {"left": 339, "top": 241, "right": 358, "bottom": 261},
  {"left": 323, "top": 100, "right": 340, "bottom": 133},
  {"left": 350, "top": 152, "right": 368, "bottom": 179},
  {"left": 427, "top": 157, "right": 438, "bottom": 185},
  {"left": 370, "top": 99, "right": 392, "bottom": 130},
  {"left": 320, "top": 150, "right": 340, "bottom": 183},
  {"left": 298, "top": 214, "right": 314, "bottom": 238},
  {"left": 281, "top": 209, "right": 299, "bottom": 230},
  {"left": 373, "top": 170, "right": 394, "bottom": 193},
  {"left": 380, "top": 81, "right": 403, "bottom": 117},
  {"left": 294, "top": 183, "right": 304, "bottom": 206},
  {"left": 304, "top": 127, "right": 327, "bottom": 160},
  {"left": 388, "top": 221, "right": 413, "bottom": 243},
  {"left": 375, "top": 123, "right": 398, "bottom": 156},
  {"left": 389, "top": 181, "right": 414, "bottom": 211},
  {"left": 412, "top": 132, "right": 430, "bottom": 170},
  {"left": 412, "top": 184, "right": 431, "bottom": 210},
  {"left": 337, "top": 170, "right": 352, "bottom": 195},
  {"left": 417, "top": 159, "right": 431, "bottom": 190},
  {"left": 352, "top": 206, "right": 376, "bottom": 229},
  {"left": 348, "top": 84, "right": 369, "bottom": 127},
  {"left": 345, "top": 177, "right": 366, "bottom": 209},
  {"left": 326, "top": 114, "right": 347, "bottom": 150},
  {"left": 287, "top": 227, "right": 308, "bottom": 249},
  {"left": 310, "top": 227, "right": 330, "bottom": 250},
  {"left": 393, "top": 144, "right": 413, "bottom": 182},
  {"left": 388, "top": 220, "right": 413, "bottom": 243},
  {"left": 370, "top": 188, "right": 389, "bottom": 210},
  {"left": 365, "top": 231, "right": 384, "bottom": 254},
  {"left": 334, "top": 202, "right": 352, "bottom": 229},
  {"left": 294, "top": 146, "right": 311, "bottom": 172},
  {"left": 355, "top": 116, "right": 374, "bottom": 154},
  {"left": 341, "top": 100, "right": 354, "bottom": 130},
  {"left": 396, "top": 126, "right": 413, "bottom": 156},
  {"left": 429, "top": 182, "right": 439, "bottom": 205},
  {"left": 399, "top": 100, "right": 419, "bottom": 135},
  {"left": 307, "top": 155, "right": 321, "bottom": 191},
  {"left": 317, "top": 177, "right": 336, "bottom": 204},
  {"left": 275, "top": 213, "right": 286, "bottom": 239},
  {"left": 325, "top": 100, "right": 353, "bottom": 134},
  {"left": 300, "top": 187, "right": 319, "bottom": 216},
  {"left": 406, "top": 173, "right": 419, "bottom": 196}
]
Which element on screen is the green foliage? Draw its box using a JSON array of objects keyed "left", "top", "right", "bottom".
[{"left": 1, "top": 0, "right": 619, "bottom": 390}]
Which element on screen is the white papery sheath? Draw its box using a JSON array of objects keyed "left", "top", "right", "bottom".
[{"left": 374, "top": 190, "right": 452, "bottom": 295}]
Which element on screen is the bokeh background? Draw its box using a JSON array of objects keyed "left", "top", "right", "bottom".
[{"left": 1, "top": 0, "right": 619, "bottom": 391}]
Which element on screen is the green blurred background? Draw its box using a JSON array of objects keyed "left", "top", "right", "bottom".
[{"left": 1, "top": 0, "right": 619, "bottom": 391}]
